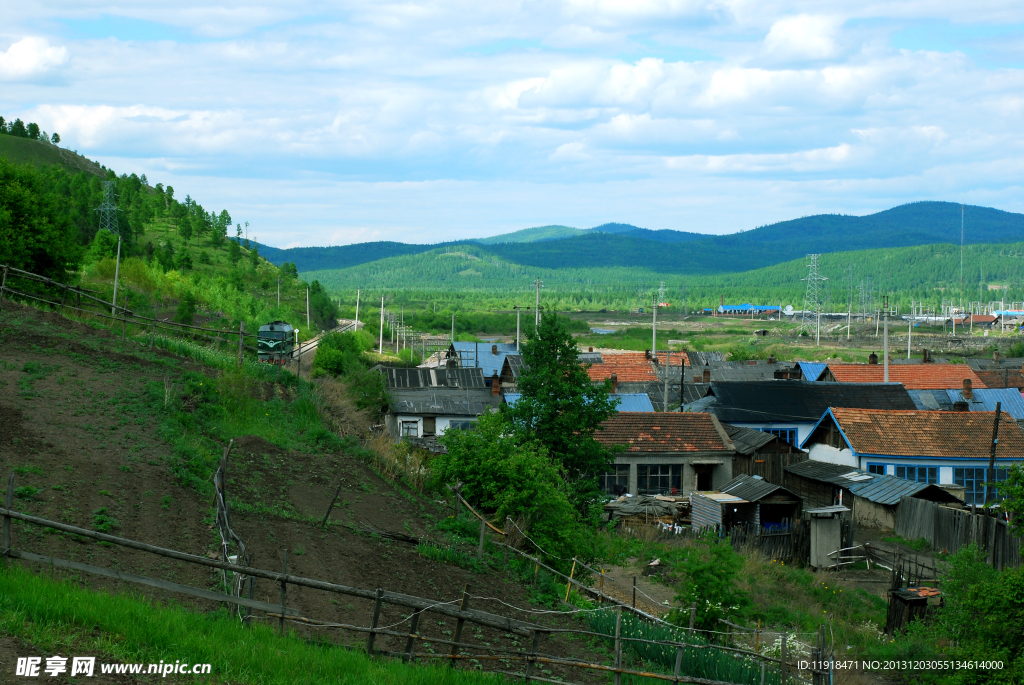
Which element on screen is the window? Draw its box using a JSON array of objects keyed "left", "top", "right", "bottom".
[
  {"left": 767, "top": 429, "right": 797, "bottom": 445},
  {"left": 867, "top": 463, "right": 886, "bottom": 475},
  {"left": 400, "top": 421, "right": 418, "bottom": 438},
  {"left": 637, "top": 464, "right": 682, "bottom": 495},
  {"left": 599, "top": 465, "right": 630, "bottom": 496},
  {"left": 895, "top": 465, "right": 937, "bottom": 484},
  {"left": 448, "top": 420, "right": 476, "bottom": 431},
  {"left": 955, "top": 467, "right": 1009, "bottom": 505}
]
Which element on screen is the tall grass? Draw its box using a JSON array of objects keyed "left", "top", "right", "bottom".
[{"left": 0, "top": 566, "right": 500, "bottom": 685}]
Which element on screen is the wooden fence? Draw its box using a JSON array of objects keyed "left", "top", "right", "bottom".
[
  {"left": 894, "top": 496, "right": 1021, "bottom": 570},
  {"left": 1, "top": 472, "right": 815, "bottom": 685}
]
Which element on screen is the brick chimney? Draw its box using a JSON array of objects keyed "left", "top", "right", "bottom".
[
  {"left": 610, "top": 373, "right": 618, "bottom": 393},
  {"left": 703, "top": 368, "right": 711, "bottom": 383},
  {"left": 962, "top": 378, "right": 973, "bottom": 400},
  {"left": 588, "top": 347, "right": 594, "bottom": 352},
  {"left": 491, "top": 344, "right": 498, "bottom": 355},
  {"left": 491, "top": 372, "right": 500, "bottom": 396},
  {"left": 923, "top": 348, "right": 932, "bottom": 363},
  {"left": 868, "top": 353, "right": 878, "bottom": 365},
  {"left": 953, "top": 400, "right": 970, "bottom": 411}
]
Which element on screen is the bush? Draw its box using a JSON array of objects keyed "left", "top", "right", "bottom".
[
  {"left": 175, "top": 291, "right": 197, "bottom": 325},
  {"left": 666, "top": 529, "right": 750, "bottom": 631}
]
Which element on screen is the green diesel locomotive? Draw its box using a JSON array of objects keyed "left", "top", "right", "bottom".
[{"left": 257, "top": 321, "right": 296, "bottom": 365}]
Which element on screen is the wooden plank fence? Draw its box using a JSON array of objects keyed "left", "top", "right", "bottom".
[{"left": 894, "top": 496, "right": 1021, "bottom": 570}]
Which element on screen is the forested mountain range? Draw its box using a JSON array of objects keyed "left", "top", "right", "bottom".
[{"left": 259, "top": 202, "right": 1024, "bottom": 276}]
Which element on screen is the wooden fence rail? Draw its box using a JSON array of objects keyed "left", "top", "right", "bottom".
[
  {"left": 0, "top": 490, "right": 809, "bottom": 685},
  {"left": 894, "top": 496, "right": 1021, "bottom": 569}
]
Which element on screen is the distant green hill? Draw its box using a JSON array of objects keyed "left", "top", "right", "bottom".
[
  {"left": 476, "top": 224, "right": 584, "bottom": 244},
  {"left": 262, "top": 201, "right": 1024, "bottom": 275},
  {"left": 304, "top": 239, "right": 1024, "bottom": 310},
  {"left": 0, "top": 135, "right": 105, "bottom": 176}
]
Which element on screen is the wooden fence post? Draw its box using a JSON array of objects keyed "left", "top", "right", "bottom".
[
  {"left": 780, "top": 634, "right": 788, "bottom": 685},
  {"left": 150, "top": 303, "right": 158, "bottom": 350},
  {"left": 238, "top": 321, "right": 245, "bottom": 367},
  {"left": 477, "top": 516, "right": 485, "bottom": 563},
  {"left": 688, "top": 602, "right": 696, "bottom": 637},
  {"left": 321, "top": 484, "right": 342, "bottom": 528},
  {"left": 244, "top": 553, "right": 255, "bottom": 626},
  {"left": 0, "top": 265, "right": 8, "bottom": 308},
  {"left": 564, "top": 558, "right": 576, "bottom": 601},
  {"left": 403, "top": 608, "right": 422, "bottom": 663},
  {"left": 524, "top": 630, "right": 541, "bottom": 683},
  {"left": 673, "top": 643, "right": 684, "bottom": 682},
  {"left": 367, "top": 588, "right": 384, "bottom": 655},
  {"left": 2, "top": 473, "right": 13, "bottom": 560},
  {"left": 633, "top": 576, "right": 636, "bottom": 609},
  {"left": 613, "top": 605, "right": 623, "bottom": 685},
  {"left": 449, "top": 584, "right": 470, "bottom": 666},
  {"left": 279, "top": 549, "right": 288, "bottom": 636},
  {"left": 58, "top": 285, "right": 68, "bottom": 316},
  {"left": 503, "top": 517, "right": 509, "bottom": 565}
]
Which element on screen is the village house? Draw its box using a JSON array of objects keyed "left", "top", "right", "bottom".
[
  {"left": 783, "top": 460, "right": 962, "bottom": 529},
  {"left": 594, "top": 413, "right": 736, "bottom": 497},
  {"left": 691, "top": 474, "right": 802, "bottom": 531},
  {"left": 684, "top": 380, "right": 916, "bottom": 447},
  {"left": 380, "top": 366, "right": 501, "bottom": 451},
  {"left": 966, "top": 356, "right": 1024, "bottom": 390},
  {"left": 820, "top": 362, "right": 986, "bottom": 389},
  {"left": 799, "top": 407, "right": 1024, "bottom": 505}
]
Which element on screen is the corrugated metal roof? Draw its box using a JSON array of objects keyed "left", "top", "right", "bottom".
[
  {"left": 390, "top": 387, "right": 502, "bottom": 416},
  {"left": 784, "top": 460, "right": 959, "bottom": 506},
  {"left": 722, "top": 424, "right": 778, "bottom": 455},
  {"left": 798, "top": 362, "right": 828, "bottom": 382},
  {"left": 909, "top": 388, "right": 1024, "bottom": 418},
  {"left": 503, "top": 392, "right": 654, "bottom": 412},
  {"left": 721, "top": 474, "right": 791, "bottom": 502},
  {"left": 705, "top": 381, "right": 916, "bottom": 423},
  {"left": 449, "top": 342, "right": 517, "bottom": 377},
  {"left": 502, "top": 354, "right": 524, "bottom": 379},
  {"left": 383, "top": 367, "right": 486, "bottom": 389}
]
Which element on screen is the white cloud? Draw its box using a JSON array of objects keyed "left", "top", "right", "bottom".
[
  {"left": 0, "top": 37, "right": 69, "bottom": 80},
  {"left": 764, "top": 15, "right": 844, "bottom": 61}
]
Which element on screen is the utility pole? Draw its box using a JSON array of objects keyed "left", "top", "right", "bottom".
[
  {"left": 514, "top": 306, "right": 522, "bottom": 351},
  {"left": 652, "top": 295, "right": 657, "bottom": 355},
  {"left": 883, "top": 295, "right": 889, "bottom": 383},
  {"left": 908, "top": 300, "right": 913, "bottom": 359},
  {"left": 451, "top": 313, "right": 455, "bottom": 344},
  {"left": 663, "top": 352, "right": 670, "bottom": 412},
  {"left": 306, "top": 288, "right": 310, "bottom": 329},
  {"left": 378, "top": 297, "right": 384, "bottom": 352},
  {"left": 986, "top": 402, "right": 1002, "bottom": 506},
  {"left": 355, "top": 288, "right": 360, "bottom": 329},
  {"left": 534, "top": 278, "right": 543, "bottom": 331},
  {"left": 95, "top": 181, "right": 121, "bottom": 315},
  {"left": 846, "top": 265, "right": 853, "bottom": 340},
  {"left": 277, "top": 277, "right": 280, "bottom": 307}
]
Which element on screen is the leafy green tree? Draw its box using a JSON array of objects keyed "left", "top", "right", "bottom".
[
  {"left": 26, "top": 122, "right": 40, "bottom": 139},
  {"left": 165, "top": 186, "right": 174, "bottom": 203},
  {"left": 10, "top": 119, "right": 27, "bottom": 137},
  {"left": 228, "top": 238, "right": 241, "bottom": 264},
  {"left": 174, "top": 291, "right": 197, "bottom": 325},
  {"left": 437, "top": 410, "right": 580, "bottom": 560},
  {"left": 1002, "top": 465, "right": 1024, "bottom": 536},
  {"left": 86, "top": 230, "right": 119, "bottom": 262},
  {"left": 308, "top": 280, "right": 339, "bottom": 329},
  {"left": 250, "top": 241, "right": 260, "bottom": 267},
  {"left": 175, "top": 249, "right": 193, "bottom": 272},
  {"left": 50, "top": 132, "right": 59, "bottom": 144},
  {"left": 506, "top": 312, "right": 618, "bottom": 512},
  {"left": 0, "top": 159, "right": 83, "bottom": 282},
  {"left": 178, "top": 215, "right": 193, "bottom": 243},
  {"left": 667, "top": 529, "right": 750, "bottom": 630}
]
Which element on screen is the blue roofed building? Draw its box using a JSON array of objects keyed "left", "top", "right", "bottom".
[
  {"left": 504, "top": 392, "right": 655, "bottom": 413},
  {"left": 798, "top": 362, "right": 829, "bottom": 382},
  {"left": 907, "top": 386, "right": 1024, "bottom": 420}
]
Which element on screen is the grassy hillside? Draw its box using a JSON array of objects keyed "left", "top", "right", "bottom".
[{"left": 0, "top": 134, "right": 105, "bottom": 176}]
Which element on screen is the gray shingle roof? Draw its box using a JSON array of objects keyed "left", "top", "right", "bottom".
[
  {"left": 721, "top": 474, "right": 796, "bottom": 502},
  {"left": 390, "top": 387, "right": 501, "bottom": 416},
  {"left": 703, "top": 381, "right": 916, "bottom": 423},
  {"left": 783, "top": 460, "right": 960, "bottom": 506},
  {"left": 722, "top": 424, "right": 780, "bottom": 455}
]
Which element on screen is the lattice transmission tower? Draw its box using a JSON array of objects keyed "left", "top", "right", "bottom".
[
  {"left": 802, "top": 254, "right": 827, "bottom": 344},
  {"left": 95, "top": 181, "right": 122, "bottom": 314}
]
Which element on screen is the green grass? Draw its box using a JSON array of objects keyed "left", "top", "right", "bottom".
[
  {"left": 0, "top": 565, "right": 503, "bottom": 685},
  {"left": 416, "top": 541, "right": 484, "bottom": 573},
  {"left": 882, "top": 535, "right": 932, "bottom": 552}
]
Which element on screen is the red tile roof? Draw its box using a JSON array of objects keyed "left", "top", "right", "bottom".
[
  {"left": 827, "top": 407, "right": 1024, "bottom": 459},
  {"left": 595, "top": 413, "right": 733, "bottom": 453},
  {"left": 974, "top": 370, "right": 1024, "bottom": 390},
  {"left": 588, "top": 352, "right": 659, "bottom": 382},
  {"left": 825, "top": 364, "right": 986, "bottom": 390}
]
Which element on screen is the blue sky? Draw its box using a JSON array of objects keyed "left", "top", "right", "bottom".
[{"left": 3, "top": 2, "right": 1024, "bottom": 248}]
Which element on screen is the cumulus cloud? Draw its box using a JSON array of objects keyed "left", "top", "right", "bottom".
[
  {"left": 0, "top": 37, "right": 69, "bottom": 80},
  {"left": 3, "top": 1, "right": 1024, "bottom": 244}
]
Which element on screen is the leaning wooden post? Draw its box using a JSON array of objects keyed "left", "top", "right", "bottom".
[
  {"left": 58, "top": 284, "right": 68, "bottom": 316},
  {"left": 503, "top": 517, "right": 509, "bottom": 565},
  {"left": 237, "top": 321, "right": 245, "bottom": 368},
  {"left": 278, "top": 549, "right": 288, "bottom": 636},
  {"left": 673, "top": 642, "right": 684, "bottom": 682},
  {"left": 367, "top": 588, "right": 384, "bottom": 655},
  {"left": 244, "top": 553, "right": 255, "bottom": 626},
  {"left": 449, "top": 584, "right": 470, "bottom": 666},
  {"left": 2, "top": 473, "right": 14, "bottom": 561},
  {"left": 0, "top": 265, "right": 8, "bottom": 309},
  {"left": 321, "top": 484, "right": 343, "bottom": 528},
  {"left": 564, "top": 557, "right": 577, "bottom": 602},
  {"left": 477, "top": 515, "right": 486, "bottom": 563},
  {"left": 403, "top": 609, "right": 422, "bottom": 663},
  {"left": 613, "top": 605, "right": 623, "bottom": 685},
  {"left": 688, "top": 602, "right": 696, "bottom": 637},
  {"left": 599, "top": 567, "right": 605, "bottom": 604},
  {"left": 780, "top": 634, "right": 788, "bottom": 685},
  {"left": 633, "top": 576, "right": 637, "bottom": 609},
  {"left": 150, "top": 303, "right": 158, "bottom": 350}
]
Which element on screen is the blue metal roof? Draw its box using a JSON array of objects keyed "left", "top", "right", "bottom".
[
  {"left": 504, "top": 393, "right": 654, "bottom": 412},
  {"left": 784, "top": 460, "right": 959, "bottom": 506},
  {"left": 908, "top": 388, "right": 1024, "bottom": 419},
  {"left": 451, "top": 342, "right": 517, "bottom": 377},
  {"left": 798, "top": 362, "right": 828, "bottom": 381},
  {"left": 717, "top": 304, "right": 781, "bottom": 313}
]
